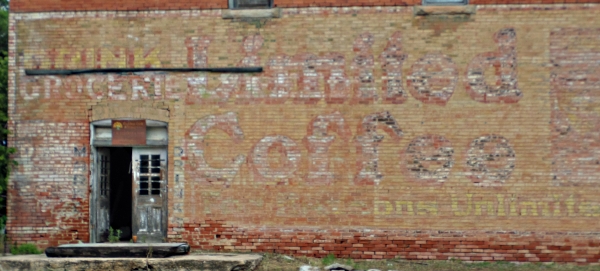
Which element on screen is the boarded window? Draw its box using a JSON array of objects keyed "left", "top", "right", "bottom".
[
  {"left": 422, "top": 0, "right": 468, "bottom": 5},
  {"left": 230, "top": 0, "right": 272, "bottom": 9}
]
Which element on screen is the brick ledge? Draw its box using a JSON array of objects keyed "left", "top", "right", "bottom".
[{"left": 222, "top": 8, "right": 282, "bottom": 19}]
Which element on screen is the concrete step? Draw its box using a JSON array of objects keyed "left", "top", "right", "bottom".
[
  {"left": 45, "top": 243, "right": 190, "bottom": 258},
  {"left": 0, "top": 253, "right": 263, "bottom": 271}
]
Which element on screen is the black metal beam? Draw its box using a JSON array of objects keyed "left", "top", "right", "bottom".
[{"left": 25, "top": 67, "right": 263, "bottom": 76}]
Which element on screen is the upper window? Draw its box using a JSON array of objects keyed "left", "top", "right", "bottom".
[
  {"left": 422, "top": 0, "right": 468, "bottom": 5},
  {"left": 229, "top": 0, "right": 273, "bottom": 9}
]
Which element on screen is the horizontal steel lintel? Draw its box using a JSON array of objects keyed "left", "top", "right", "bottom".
[{"left": 25, "top": 67, "right": 263, "bottom": 76}]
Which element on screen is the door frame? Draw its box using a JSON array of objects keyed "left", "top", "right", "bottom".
[{"left": 89, "top": 119, "right": 168, "bottom": 243}]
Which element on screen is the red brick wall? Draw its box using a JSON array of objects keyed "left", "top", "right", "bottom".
[
  {"left": 180, "top": 220, "right": 600, "bottom": 263},
  {"left": 9, "top": 0, "right": 600, "bottom": 12},
  {"left": 7, "top": 4, "right": 600, "bottom": 264},
  {"left": 7, "top": 121, "right": 90, "bottom": 247}
]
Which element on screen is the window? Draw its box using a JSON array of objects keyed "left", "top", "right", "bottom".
[
  {"left": 229, "top": 0, "right": 273, "bottom": 9},
  {"left": 422, "top": 0, "right": 468, "bottom": 5}
]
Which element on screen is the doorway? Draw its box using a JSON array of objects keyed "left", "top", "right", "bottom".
[
  {"left": 109, "top": 147, "right": 132, "bottom": 241},
  {"left": 95, "top": 147, "right": 133, "bottom": 242},
  {"left": 94, "top": 147, "right": 168, "bottom": 243}
]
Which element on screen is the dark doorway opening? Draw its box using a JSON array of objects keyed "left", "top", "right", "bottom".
[{"left": 109, "top": 147, "right": 132, "bottom": 241}]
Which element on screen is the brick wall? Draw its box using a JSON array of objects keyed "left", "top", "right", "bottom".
[
  {"left": 8, "top": 121, "right": 90, "bottom": 246},
  {"left": 8, "top": 3, "right": 600, "bottom": 263},
  {"left": 9, "top": 0, "right": 600, "bottom": 12},
  {"left": 181, "top": 220, "right": 600, "bottom": 262}
]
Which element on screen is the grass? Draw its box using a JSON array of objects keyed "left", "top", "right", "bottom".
[
  {"left": 321, "top": 254, "right": 336, "bottom": 266},
  {"left": 10, "top": 243, "right": 42, "bottom": 255},
  {"left": 254, "top": 254, "right": 600, "bottom": 271}
]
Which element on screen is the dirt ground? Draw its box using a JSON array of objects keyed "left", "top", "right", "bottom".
[{"left": 254, "top": 254, "right": 600, "bottom": 271}]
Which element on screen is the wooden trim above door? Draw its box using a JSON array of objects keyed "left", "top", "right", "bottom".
[{"left": 90, "top": 104, "right": 169, "bottom": 123}]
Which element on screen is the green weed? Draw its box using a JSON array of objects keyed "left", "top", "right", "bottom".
[
  {"left": 108, "top": 227, "right": 122, "bottom": 243},
  {"left": 321, "top": 254, "right": 336, "bottom": 266},
  {"left": 10, "top": 243, "right": 42, "bottom": 255}
]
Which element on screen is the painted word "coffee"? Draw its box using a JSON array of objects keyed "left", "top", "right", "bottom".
[{"left": 184, "top": 111, "right": 516, "bottom": 187}]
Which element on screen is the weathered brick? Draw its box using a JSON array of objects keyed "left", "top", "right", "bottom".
[{"left": 7, "top": 2, "right": 600, "bottom": 265}]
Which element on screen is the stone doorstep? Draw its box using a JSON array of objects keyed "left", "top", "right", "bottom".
[
  {"left": 0, "top": 253, "right": 263, "bottom": 271},
  {"left": 45, "top": 242, "right": 191, "bottom": 258}
]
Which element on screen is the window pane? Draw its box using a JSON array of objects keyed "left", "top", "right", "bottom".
[
  {"left": 151, "top": 183, "right": 161, "bottom": 195},
  {"left": 137, "top": 153, "right": 165, "bottom": 195}
]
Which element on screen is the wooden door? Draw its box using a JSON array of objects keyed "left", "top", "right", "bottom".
[
  {"left": 96, "top": 148, "right": 111, "bottom": 242},
  {"left": 132, "top": 148, "right": 167, "bottom": 243}
]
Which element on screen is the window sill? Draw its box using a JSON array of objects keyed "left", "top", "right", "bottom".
[
  {"left": 222, "top": 8, "right": 281, "bottom": 19},
  {"left": 414, "top": 5, "right": 476, "bottom": 16}
]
